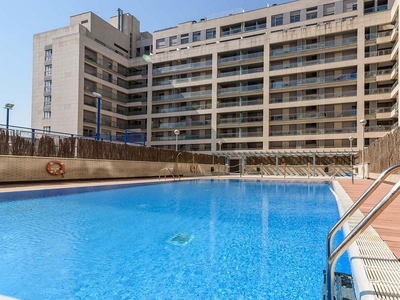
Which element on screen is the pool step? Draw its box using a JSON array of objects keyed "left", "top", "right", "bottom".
[{"left": 322, "top": 271, "right": 355, "bottom": 300}]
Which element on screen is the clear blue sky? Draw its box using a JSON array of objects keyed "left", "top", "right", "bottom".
[{"left": 0, "top": 0, "right": 285, "bottom": 129}]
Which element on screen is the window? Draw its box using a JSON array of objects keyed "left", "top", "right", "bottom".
[
  {"left": 193, "top": 31, "right": 201, "bottom": 42},
  {"left": 44, "top": 80, "right": 52, "bottom": 92},
  {"left": 290, "top": 11, "right": 301, "bottom": 23},
  {"left": 45, "top": 49, "right": 52, "bottom": 61},
  {"left": 206, "top": 28, "right": 216, "bottom": 39},
  {"left": 156, "top": 38, "right": 165, "bottom": 49},
  {"left": 353, "top": 4, "right": 357, "bottom": 10},
  {"left": 44, "top": 96, "right": 51, "bottom": 107},
  {"left": 43, "top": 126, "right": 51, "bottom": 133},
  {"left": 306, "top": 12, "right": 317, "bottom": 19},
  {"left": 323, "top": 3, "right": 335, "bottom": 16},
  {"left": 271, "top": 14, "right": 283, "bottom": 27},
  {"left": 44, "top": 65, "right": 52, "bottom": 76},
  {"left": 307, "top": 6, "right": 317, "bottom": 11},
  {"left": 181, "top": 33, "right": 189, "bottom": 44},
  {"left": 44, "top": 111, "right": 51, "bottom": 119},
  {"left": 169, "top": 36, "right": 178, "bottom": 46}
]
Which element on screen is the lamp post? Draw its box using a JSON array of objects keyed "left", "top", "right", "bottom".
[
  {"left": 4, "top": 103, "right": 14, "bottom": 130},
  {"left": 349, "top": 136, "right": 354, "bottom": 184},
  {"left": 174, "top": 129, "right": 180, "bottom": 151},
  {"left": 92, "top": 92, "right": 102, "bottom": 140},
  {"left": 218, "top": 140, "right": 222, "bottom": 151},
  {"left": 360, "top": 119, "right": 367, "bottom": 179}
]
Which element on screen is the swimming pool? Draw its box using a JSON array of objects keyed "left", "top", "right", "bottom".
[{"left": 0, "top": 180, "right": 350, "bottom": 299}]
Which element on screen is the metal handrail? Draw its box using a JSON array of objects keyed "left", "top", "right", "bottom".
[
  {"left": 159, "top": 168, "right": 180, "bottom": 180},
  {"left": 326, "top": 163, "right": 400, "bottom": 299}
]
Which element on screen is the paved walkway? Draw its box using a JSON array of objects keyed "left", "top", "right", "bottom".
[{"left": 337, "top": 179, "right": 400, "bottom": 260}]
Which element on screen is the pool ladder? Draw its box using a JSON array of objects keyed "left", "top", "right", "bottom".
[
  {"left": 159, "top": 168, "right": 180, "bottom": 181},
  {"left": 324, "top": 163, "right": 400, "bottom": 300}
]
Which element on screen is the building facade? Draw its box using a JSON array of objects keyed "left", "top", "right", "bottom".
[{"left": 32, "top": 0, "right": 399, "bottom": 153}]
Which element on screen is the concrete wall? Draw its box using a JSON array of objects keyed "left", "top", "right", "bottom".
[{"left": 0, "top": 156, "right": 212, "bottom": 182}]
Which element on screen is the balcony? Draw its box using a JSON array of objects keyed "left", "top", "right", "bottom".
[
  {"left": 153, "top": 120, "right": 211, "bottom": 129},
  {"left": 364, "top": 88, "right": 391, "bottom": 95},
  {"left": 270, "top": 109, "right": 357, "bottom": 122},
  {"left": 269, "top": 54, "right": 357, "bottom": 71},
  {"left": 270, "top": 73, "right": 357, "bottom": 90},
  {"left": 152, "top": 134, "right": 211, "bottom": 141},
  {"left": 364, "top": 125, "right": 392, "bottom": 132},
  {"left": 364, "top": 4, "right": 388, "bottom": 14},
  {"left": 152, "top": 90, "right": 212, "bottom": 102},
  {"left": 270, "top": 37, "right": 357, "bottom": 57},
  {"left": 217, "top": 84, "right": 263, "bottom": 96},
  {"left": 218, "top": 52, "right": 264, "bottom": 65},
  {"left": 153, "top": 60, "right": 212, "bottom": 75},
  {"left": 365, "top": 30, "right": 392, "bottom": 42},
  {"left": 217, "top": 132, "right": 263, "bottom": 138},
  {"left": 153, "top": 103, "right": 211, "bottom": 114},
  {"left": 365, "top": 69, "right": 392, "bottom": 81},
  {"left": 220, "top": 23, "right": 266, "bottom": 37},
  {"left": 269, "top": 90, "right": 357, "bottom": 104},
  {"left": 364, "top": 49, "right": 391, "bottom": 58},
  {"left": 218, "top": 67, "right": 264, "bottom": 78},
  {"left": 217, "top": 116, "right": 263, "bottom": 125},
  {"left": 153, "top": 75, "right": 212, "bottom": 86},
  {"left": 217, "top": 98, "right": 263, "bottom": 108},
  {"left": 391, "top": 102, "right": 399, "bottom": 117},
  {"left": 269, "top": 127, "right": 356, "bottom": 136}
]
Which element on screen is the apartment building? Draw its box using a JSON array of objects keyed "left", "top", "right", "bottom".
[{"left": 32, "top": 0, "right": 400, "bottom": 154}]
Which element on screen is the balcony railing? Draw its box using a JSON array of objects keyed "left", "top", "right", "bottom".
[
  {"left": 217, "top": 132, "right": 263, "bottom": 138},
  {"left": 270, "top": 73, "right": 356, "bottom": 89},
  {"left": 220, "top": 23, "right": 266, "bottom": 37},
  {"left": 218, "top": 68, "right": 264, "bottom": 78},
  {"left": 152, "top": 90, "right": 212, "bottom": 101},
  {"left": 153, "top": 75, "right": 212, "bottom": 86},
  {"left": 364, "top": 88, "right": 391, "bottom": 95},
  {"left": 365, "top": 69, "right": 392, "bottom": 78},
  {"left": 152, "top": 134, "right": 211, "bottom": 141},
  {"left": 153, "top": 60, "right": 212, "bottom": 74},
  {"left": 269, "top": 127, "right": 356, "bottom": 136},
  {"left": 154, "top": 104, "right": 211, "bottom": 113},
  {"left": 270, "top": 37, "right": 357, "bottom": 57},
  {"left": 218, "top": 84, "right": 263, "bottom": 95},
  {"left": 217, "top": 98, "right": 263, "bottom": 108},
  {"left": 364, "top": 125, "right": 392, "bottom": 132},
  {"left": 217, "top": 116, "right": 263, "bottom": 125},
  {"left": 270, "top": 90, "right": 357, "bottom": 104},
  {"left": 270, "top": 54, "right": 357, "bottom": 71},
  {"left": 365, "top": 30, "right": 392, "bottom": 41},
  {"left": 153, "top": 120, "right": 211, "bottom": 129},
  {"left": 218, "top": 52, "right": 264, "bottom": 64},
  {"left": 365, "top": 49, "right": 391, "bottom": 57},
  {"left": 270, "top": 109, "right": 357, "bottom": 121},
  {"left": 364, "top": 4, "right": 387, "bottom": 14}
]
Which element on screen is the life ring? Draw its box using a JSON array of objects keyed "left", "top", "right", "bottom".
[
  {"left": 46, "top": 161, "right": 66, "bottom": 175},
  {"left": 190, "top": 165, "right": 196, "bottom": 173}
]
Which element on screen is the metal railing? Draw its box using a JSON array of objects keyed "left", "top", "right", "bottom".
[
  {"left": 325, "top": 163, "right": 400, "bottom": 299},
  {"left": 159, "top": 168, "right": 180, "bottom": 180}
]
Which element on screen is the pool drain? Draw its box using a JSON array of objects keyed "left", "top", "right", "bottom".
[{"left": 167, "top": 233, "right": 193, "bottom": 246}]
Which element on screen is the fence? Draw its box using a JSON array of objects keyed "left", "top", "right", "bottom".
[{"left": 0, "top": 126, "right": 224, "bottom": 165}]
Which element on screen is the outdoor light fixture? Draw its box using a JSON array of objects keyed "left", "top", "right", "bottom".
[
  {"left": 174, "top": 129, "right": 180, "bottom": 151},
  {"left": 360, "top": 119, "right": 367, "bottom": 179},
  {"left": 92, "top": 92, "right": 102, "bottom": 140},
  {"left": 4, "top": 103, "right": 14, "bottom": 130}
]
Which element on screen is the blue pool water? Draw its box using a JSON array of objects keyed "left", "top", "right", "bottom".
[{"left": 0, "top": 180, "right": 350, "bottom": 299}]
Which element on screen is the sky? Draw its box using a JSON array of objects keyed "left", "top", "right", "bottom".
[{"left": 0, "top": 0, "right": 286, "bottom": 129}]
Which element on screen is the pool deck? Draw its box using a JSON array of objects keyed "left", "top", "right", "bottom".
[{"left": 337, "top": 179, "right": 400, "bottom": 260}]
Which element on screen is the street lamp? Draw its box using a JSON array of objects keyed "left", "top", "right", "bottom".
[
  {"left": 218, "top": 140, "right": 222, "bottom": 151},
  {"left": 92, "top": 92, "right": 102, "bottom": 140},
  {"left": 349, "top": 136, "right": 354, "bottom": 184},
  {"left": 4, "top": 103, "right": 14, "bottom": 130},
  {"left": 360, "top": 119, "right": 367, "bottom": 179},
  {"left": 174, "top": 129, "right": 180, "bottom": 151}
]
